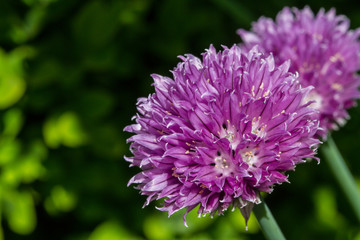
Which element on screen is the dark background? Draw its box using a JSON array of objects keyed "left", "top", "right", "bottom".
[{"left": 1, "top": 0, "right": 360, "bottom": 239}]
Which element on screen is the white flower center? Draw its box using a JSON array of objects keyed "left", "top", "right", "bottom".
[
  {"left": 214, "top": 156, "right": 234, "bottom": 176},
  {"left": 251, "top": 116, "right": 267, "bottom": 138},
  {"left": 215, "top": 157, "right": 229, "bottom": 169},
  {"left": 240, "top": 149, "right": 258, "bottom": 168},
  {"left": 219, "top": 120, "right": 240, "bottom": 150}
]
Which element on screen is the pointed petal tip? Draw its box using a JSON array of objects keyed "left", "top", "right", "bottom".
[{"left": 183, "top": 218, "right": 189, "bottom": 228}]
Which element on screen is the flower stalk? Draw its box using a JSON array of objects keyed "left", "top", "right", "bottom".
[
  {"left": 253, "top": 199, "right": 286, "bottom": 240},
  {"left": 321, "top": 136, "right": 360, "bottom": 222}
]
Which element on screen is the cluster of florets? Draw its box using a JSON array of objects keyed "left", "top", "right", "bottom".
[
  {"left": 238, "top": 6, "right": 360, "bottom": 137},
  {"left": 125, "top": 45, "right": 320, "bottom": 225}
]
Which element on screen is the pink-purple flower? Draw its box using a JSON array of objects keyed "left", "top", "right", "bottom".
[
  {"left": 125, "top": 45, "right": 320, "bottom": 225},
  {"left": 238, "top": 6, "right": 360, "bottom": 137}
]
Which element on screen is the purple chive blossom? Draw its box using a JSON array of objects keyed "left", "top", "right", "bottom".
[
  {"left": 238, "top": 6, "right": 360, "bottom": 137},
  {"left": 125, "top": 45, "right": 320, "bottom": 226}
]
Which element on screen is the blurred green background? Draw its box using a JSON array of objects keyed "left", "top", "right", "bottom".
[{"left": 1, "top": 0, "right": 360, "bottom": 239}]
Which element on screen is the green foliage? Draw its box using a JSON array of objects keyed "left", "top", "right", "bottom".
[
  {"left": 88, "top": 221, "right": 142, "bottom": 240},
  {"left": 3, "top": 191, "right": 36, "bottom": 235},
  {"left": 0, "top": 47, "right": 32, "bottom": 109},
  {"left": 43, "top": 112, "right": 87, "bottom": 148},
  {"left": 0, "top": 46, "right": 46, "bottom": 236},
  {"left": 0, "top": 0, "right": 360, "bottom": 239},
  {"left": 313, "top": 186, "right": 344, "bottom": 229},
  {"left": 44, "top": 185, "right": 77, "bottom": 215}
]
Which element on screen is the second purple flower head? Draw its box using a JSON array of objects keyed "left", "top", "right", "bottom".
[{"left": 238, "top": 6, "right": 360, "bottom": 137}]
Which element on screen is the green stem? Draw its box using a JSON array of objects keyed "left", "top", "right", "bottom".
[
  {"left": 253, "top": 199, "right": 286, "bottom": 240},
  {"left": 0, "top": 187, "right": 3, "bottom": 240},
  {"left": 321, "top": 136, "right": 360, "bottom": 222}
]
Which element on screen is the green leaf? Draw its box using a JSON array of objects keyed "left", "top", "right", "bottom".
[
  {"left": 3, "top": 108, "right": 23, "bottom": 138},
  {"left": 0, "top": 75, "right": 25, "bottom": 108},
  {"left": 214, "top": 219, "right": 248, "bottom": 240},
  {"left": 1, "top": 152, "right": 46, "bottom": 187},
  {"left": 355, "top": 231, "right": 360, "bottom": 240},
  {"left": 58, "top": 112, "right": 87, "bottom": 147},
  {"left": 10, "top": 4, "right": 48, "bottom": 43},
  {"left": 313, "top": 187, "right": 340, "bottom": 228},
  {"left": 43, "top": 116, "right": 60, "bottom": 148},
  {"left": 1, "top": 140, "right": 46, "bottom": 186},
  {"left": 0, "top": 47, "right": 34, "bottom": 109},
  {"left": 143, "top": 205, "right": 214, "bottom": 240},
  {"left": 143, "top": 214, "right": 174, "bottom": 240},
  {"left": 43, "top": 112, "right": 87, "bottom": 148},
  {"left": 3, "top": 191, "right": 36, "bottom": 235},
  {"left": 18, "top": 155, "right": 46, "bottom": 183},
  {"left": 88, "top": 221, "right": 142, "bottom": 240},
  {"left": 0, "top": 139, "right": 21, "bottom": 166},
  {"left": 44, "top": 185, "right": 77, "bottom": 214}
]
